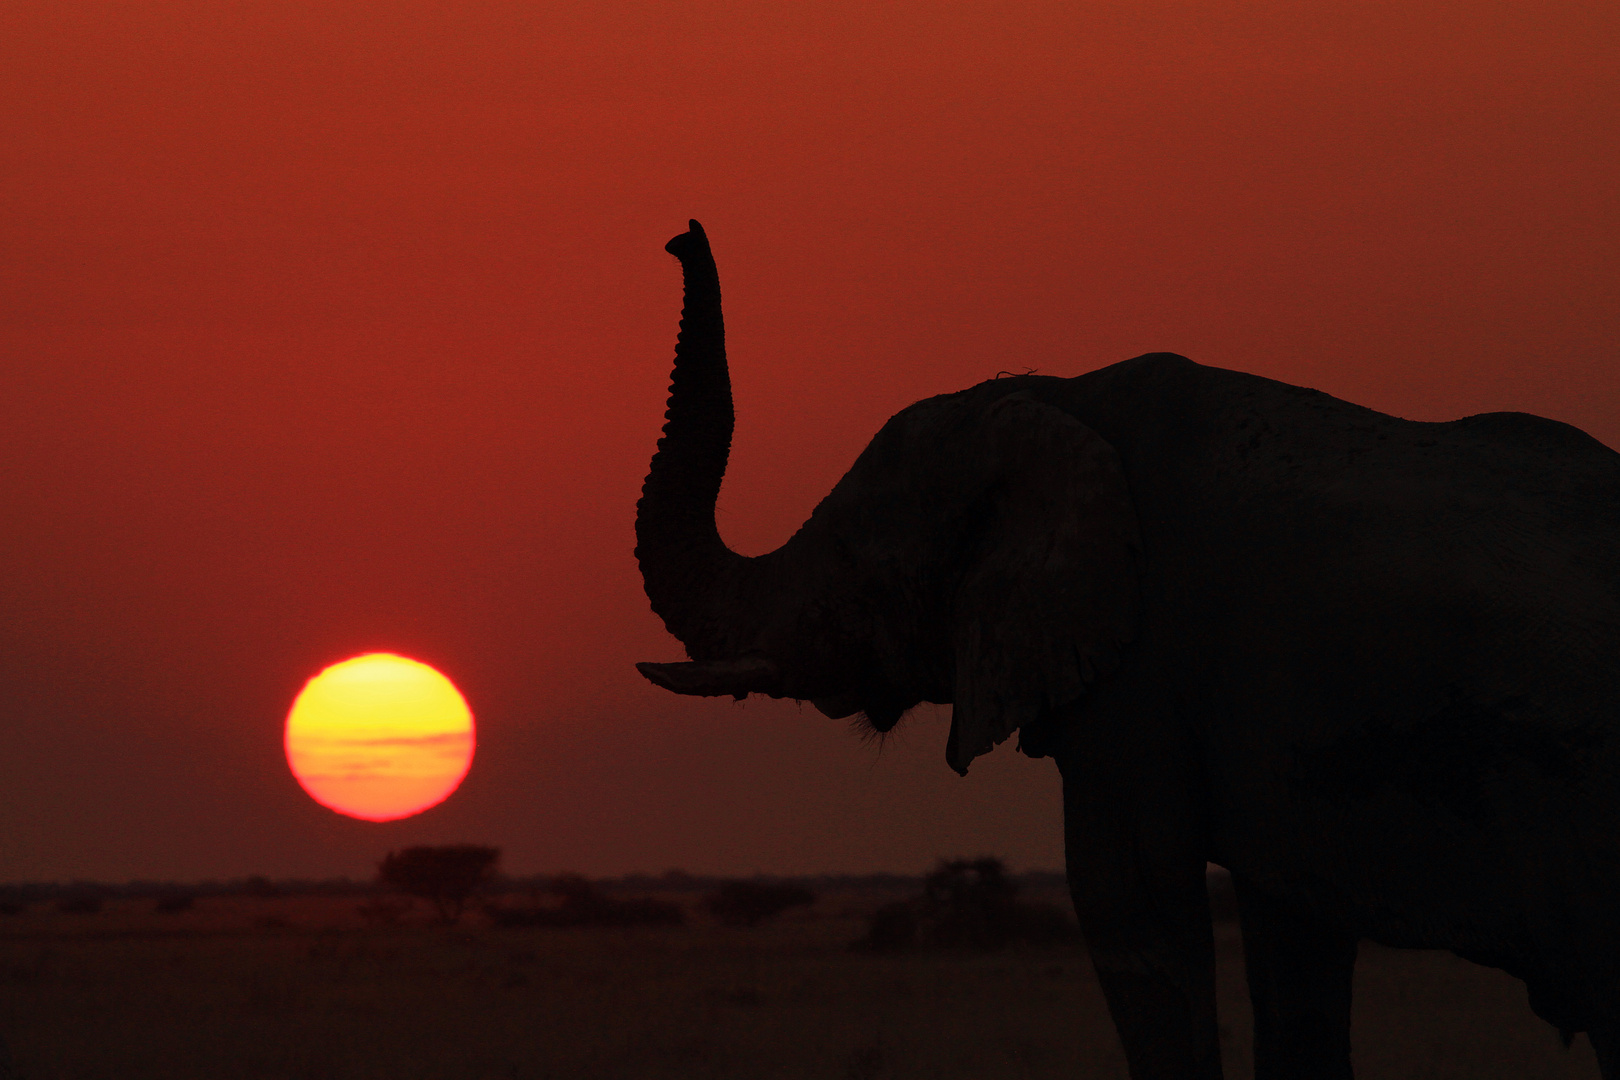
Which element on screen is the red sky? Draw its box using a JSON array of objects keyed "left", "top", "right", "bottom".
[{"left": 1, "top": 0, "right": 1615, "bottom": 883}]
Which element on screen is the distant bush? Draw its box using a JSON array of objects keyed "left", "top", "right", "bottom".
[
  {"left": 924, "top": 858, "right": 1021, "bottom": 949},
  {"left": 154, "top": 893, "right": 195, "bottom": 914},
  {"left": 1008, "top": 899, "right": 1081, "bottom": 946},
  {"left": 357, "top": 898, "right": 410, "bottom": 927},
  {"left": 857, "top": 901, "right": 920, "bottom": 953},
  {"left": 379, "top": 845, "right": 501, "bottom": 924},
  {"left": 242, "top": 875, "right": 281, "bottom": 899},
  {"left": 486, "top": 875, "right": 683, "bottom": 928},
  {"left": 0, "top": 902, "right": 25, "bottom": 917},
  {"left": 56, "top": 895, "right": 103, "bottom": 915},
  {"left": 704, "top": 881, "right": 816, "bottom": 927},
  {"left": 854, "top": 858, "right": 1077, "bottom": 952}
]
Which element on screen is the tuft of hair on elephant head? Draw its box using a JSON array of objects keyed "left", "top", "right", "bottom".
[{"left": 634, "top": 220, "right": 1620, "bottom": 1079}]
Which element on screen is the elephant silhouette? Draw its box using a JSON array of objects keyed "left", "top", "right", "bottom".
[{"left": 636, "top": 220, "right": 1620, "bottom": 1079}]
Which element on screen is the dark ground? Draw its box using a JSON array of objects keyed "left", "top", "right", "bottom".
[{"left": 0, "top": 877, "right": 1600, "bottom": 1079}]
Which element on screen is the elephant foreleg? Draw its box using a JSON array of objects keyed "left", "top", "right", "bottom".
[
  {"left": 1584, "top": 1004, "right": 1620, "bottom": 1080},
  {"left": 1060, "top": 756, "right": 1222, "bottom": 1080},
  {"left": 1232, "top": 876, "right": 1357, "bottom": 1080}
]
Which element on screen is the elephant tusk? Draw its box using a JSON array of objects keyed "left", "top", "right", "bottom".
[{"left": 635, "top": 657, "right": 782, "bottom": 700}]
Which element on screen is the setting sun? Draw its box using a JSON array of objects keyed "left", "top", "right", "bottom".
[{"left": 284, "top": 653, "right": 474, "bottom": 822}]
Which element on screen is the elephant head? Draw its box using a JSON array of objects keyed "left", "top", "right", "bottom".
[{"left": 635, "top": 221, "right": 1141, "bottom": 773}]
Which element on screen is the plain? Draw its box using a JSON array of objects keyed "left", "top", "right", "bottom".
[{"left": 0, "top": 879, "right": 1602, "bottom": 1079}]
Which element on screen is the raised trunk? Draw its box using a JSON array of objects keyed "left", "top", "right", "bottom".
[{"left": 635, "top": 221, "right": 757, "bottom": 658}]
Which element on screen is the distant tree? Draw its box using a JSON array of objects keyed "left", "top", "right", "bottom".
[
  {"left": 704, "top": 881, "right": 816, "bottom": 927},
  {"left": 378, "top": 845, "right": 500, "bottom": 924}
]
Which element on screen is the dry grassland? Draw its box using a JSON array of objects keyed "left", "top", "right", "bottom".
[{"left": 0, "top": 886, "right": 1602, "bottom": 1079}]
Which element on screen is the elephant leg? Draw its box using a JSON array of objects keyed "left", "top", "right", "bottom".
[
  {"left": 1591, "top": 1027, "right": 1618, "bottom": 1080},
  {"left": 1060, "top": 756, "right": 1222, "bottom": 1080},
  {"left": 1584, "top": 997, "right": 1620, "bottom": 1080},
  {"left": 1233, "top": 875, "right": 1358, "bottom": 1080}
]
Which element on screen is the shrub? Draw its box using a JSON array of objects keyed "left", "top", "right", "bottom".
[
  {"left": 154, "top": 893, "right": 195, "bottom": 914},
  {"left": 486, "top": 875, "right": 683, "bottom": 928},
  {"left": 925, "top": 858, "right": 1021, "bottom": 949},
  {"left": 1010, "top": 900, "right": 1079, "bottom": 946},
  {"left": 57, "top": 895, "right": 103, "bottom": 915},
  {"left": 356, "top": 898, "right": 410, "bottom": 926},
  {"left": 242, "top": 875, "right": 281, "bottom": 899},
  {"left": 378, "top": 845, "right": 500, "bottom": 924},
  {"left": 855, "top": 858, "right": 1078, "bottom": 952},
  {"left": 854, "top": 901, "right": 919, "bottom": 953},
  {"left": 704, "top": 881, "right": 816, "bottom": 927}
]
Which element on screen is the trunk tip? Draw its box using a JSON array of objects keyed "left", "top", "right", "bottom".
[{"left": 665, "top": 219, "right": 710, "bottom": 261}]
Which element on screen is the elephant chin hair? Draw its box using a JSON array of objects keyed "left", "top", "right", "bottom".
[
  {"left": 861, "top": 704, "right": 905, "bottom": 733},
  {"left": 848, "top": 714, "right": 898, "bottom": 749}
]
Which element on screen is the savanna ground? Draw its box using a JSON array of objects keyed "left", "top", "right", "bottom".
[{"left": 0, "top": 880, "right": 1601, "bottom": 1080}]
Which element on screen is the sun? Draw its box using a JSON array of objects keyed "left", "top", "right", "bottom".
[{"left": 284, "top": 653, "right": 474, "bottom": 822}]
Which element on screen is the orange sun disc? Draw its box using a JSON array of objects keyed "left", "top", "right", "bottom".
[{"left": 284, "top": 653, "right": 474, "bottom": 822}]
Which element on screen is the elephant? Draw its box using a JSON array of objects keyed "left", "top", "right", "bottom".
[{"left": 633, "top": 220, "right": 1620, "bottom": 1079}]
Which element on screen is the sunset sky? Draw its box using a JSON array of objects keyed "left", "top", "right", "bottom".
[{"left": 1, "top": 0, "right": 1615, "bottom": 884}]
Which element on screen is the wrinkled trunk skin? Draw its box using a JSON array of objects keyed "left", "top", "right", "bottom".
[{"left": 634, "top": 221, "right": 758, "bottom": 659}]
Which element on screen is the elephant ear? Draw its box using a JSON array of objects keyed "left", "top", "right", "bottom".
[{"left": 948, "top": 392, "right": 1140, "bottom": 775}]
